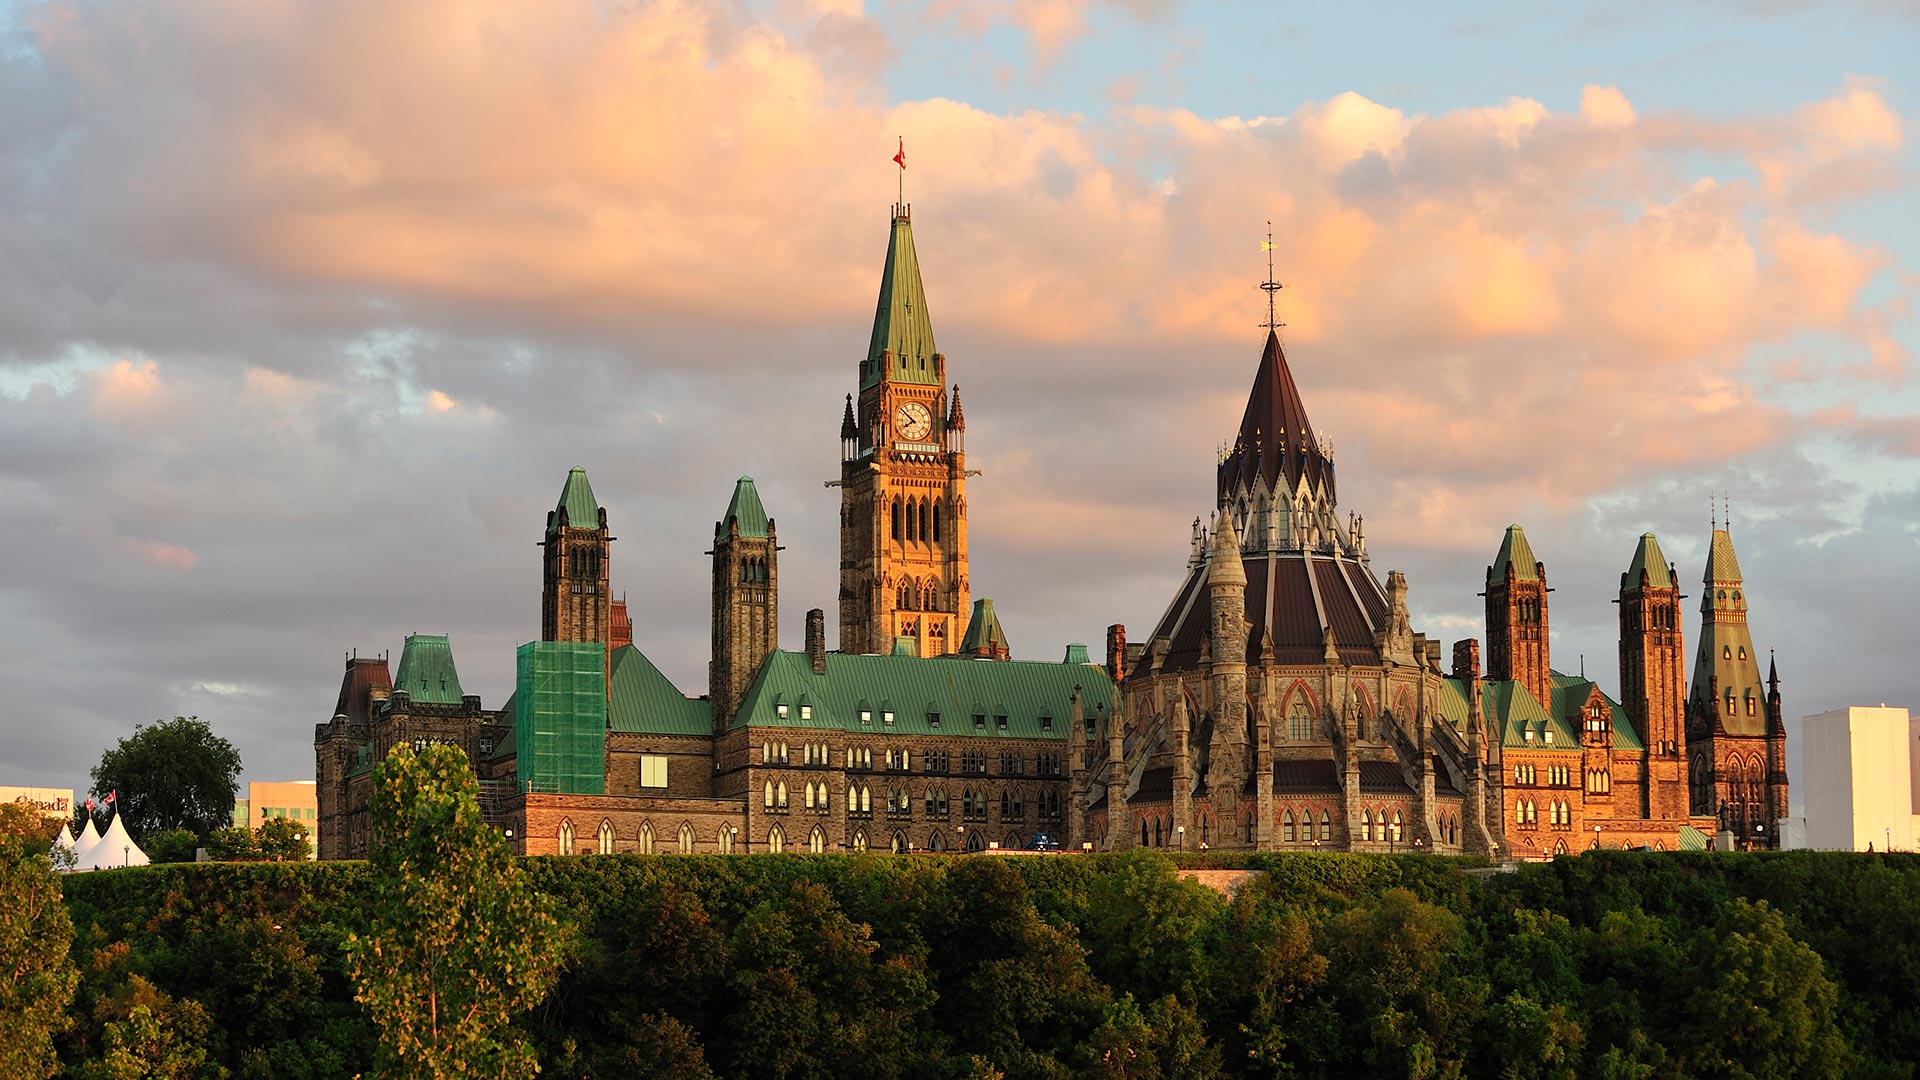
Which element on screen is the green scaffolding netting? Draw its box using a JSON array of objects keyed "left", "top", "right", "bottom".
[{"left": 515, "top": 641, "right": 606, "bottom": 795}]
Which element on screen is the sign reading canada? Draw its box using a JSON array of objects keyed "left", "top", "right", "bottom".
[{"left": 2, "top": 786, "right": 75, "bottom": 818}]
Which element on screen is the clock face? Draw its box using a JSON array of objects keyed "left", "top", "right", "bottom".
[{"left": 895, "top": 401, "right": 933, "bottom": 441}]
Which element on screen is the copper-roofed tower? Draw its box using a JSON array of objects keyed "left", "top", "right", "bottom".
[
  {"left": 959, "top": 598, "right": 1010, "bottom": 660},
  {"left": 711, "top": 476, "right": 778, "bottom": 731},
  {"left": 1618, "top": 533, "right": 1688, "bottom": 818},
  {"left": 839, "top": 202, "right": 970, "bottom": 657},
  {"left": 1485, "top": 525, "right": 1550, "bottom": 709},
  {"left": 1686, "top": 523, "right": 1787, "bottom": 848},
  {"left": 542, "top": 466, "right": 613, "bottom": 692}
]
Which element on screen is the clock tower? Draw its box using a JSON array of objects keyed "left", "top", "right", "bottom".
[{"left": 838, "top": 203, "right": 970, "bottom": 656}]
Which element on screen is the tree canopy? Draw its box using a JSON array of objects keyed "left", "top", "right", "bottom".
[
  {"left": 344, "top": 743, "right": 570, "bottom": 1079},
  {"left": 89, "top": 716, "right": 241, "bottom": 840},
  {"left": 0, "top": 804, "right": 81, "bottom": 1079}
]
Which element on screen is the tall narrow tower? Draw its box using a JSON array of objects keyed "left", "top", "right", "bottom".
[
  {"left": 1485, "top": 525, "right": 1550, "bottom": 708},
  {"left": 1618, "top": 532, "right": 1689, "bottom": 817},
  {"left": 1686, "top": 525, "right": 1787, "bottom": 848},
  {"left": 710, "top": 477, "right": 778, "bottom": 731},
  {"left": 838, "top": 203, "right": 969, "bottom": 656},
  {"left": 542, "top": 466, "right": 613, "bottom": 689}
]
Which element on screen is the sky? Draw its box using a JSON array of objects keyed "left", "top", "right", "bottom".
[{"left": 2, "top": 0, "right": 1916, "bottom": 814}]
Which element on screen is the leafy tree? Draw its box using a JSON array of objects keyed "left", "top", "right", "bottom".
[
  {"left": 90, "top": 716, "right": 242, "bottom": 839},
  {"left": 203, "top": 827, "right": 259, "bottom": 862},
  {"left": 1318, "top": 887, "right": 1486, "bottom": 1078},
  {"left": 143, "top": 828, "right": 199, "bottom": 864},
  {"left": 1675, "top": 898, "right": 1849, "bottom": 1080},
  {"left": 344, "top": 743, "right": 570, "bottom": 1079},
  {"left": 0, "top": 804, "right": 81, "bottom": 1078},
  {"left": 77, "top": 975, "right": 224, "bottom": 1080},
  {"left": 254, "top": 818, "right": 311, "bottom": 862}
]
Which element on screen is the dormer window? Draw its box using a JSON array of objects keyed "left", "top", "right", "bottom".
[
  {"left": 800, "top": 704, "right": 812, "bottom": 721},
  {"left": 1544, "top": 729, "right": 1554, "bottom": 745},
  {"left": 883, "top": 710, "right": 895, "bottom": 725},
  {"left": 1524, "top": 728, "right": 1534, "bottom": 743},
  {"left": 776, "top": 703, "right": 789, "bottom": 721},
  {"left": 859, "top": 709, "right": 872, "bottom": 725},
  {"left": 974, "top": 713, "right": 986, "bottom": 731}
]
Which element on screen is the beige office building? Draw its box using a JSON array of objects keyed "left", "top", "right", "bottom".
[
  {"left": 1801, "top": 706, "right": 1918, "bottom": 852},
  {"left": 241, "top": 780, "right": 320, "bottom": 858}
]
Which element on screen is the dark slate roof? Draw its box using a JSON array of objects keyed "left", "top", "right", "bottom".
[
  {"left": 1432, "top": 759, "right": 1463, "bottom": 797},
  {"left": 1218, "top": 331, "right": 1333, "bottom": 502},
  {"left": 392, "top": 634, "right": 464, "bottom": 704},
  {"left": 1127, "top": 766, "right": 1174, "bottom": 803},
  {"left": 1358, "top": 760, "right": 1411, "bottom": 793},
  {"left": 1273, "top": 758, "right": 1340, "bottom": 793},
  {"left": 1132, "top": 550, "right": 1387, "bottom": 678}
]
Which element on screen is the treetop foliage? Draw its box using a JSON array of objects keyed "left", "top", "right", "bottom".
[
  {"left": 43, "top": 808, "right": 1920, "bottom": 1079},
  {"left": 88, "top": 716, "right": 242, "bottom": 841}
]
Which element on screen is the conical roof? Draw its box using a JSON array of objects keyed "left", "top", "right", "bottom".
[
  {"left": 551, "top": 466, "right": 601, "bottom": 530},
  {"left": 1623, "top": 533, "right": 1673, "bottom": 589},
  {"left": 1704, "top": 528, "right": 1743, "bottom": 583},
  {"left": 73, "top": 816, "right": 102, "bottom": 859},
  {"left": 76, "top": 812, "right": 147, "bottom": 871},
  {"left": 53, "top": 823, "right": 75, "bottom": 851},
  {"left": 865, "top": 209, "right": 941, "bottom": 389},
  {"left": 960, "top": 598, "right": 1010, "bottom": 658},
  {"left": 1220, "top": 331, "right": 1333, "bottom": 502},
  {"left": 717, "top": 476, "right": 770, "bottom": 539},
  {"left": 393, "top": 634, "right": 465, "bottom": 703},
  {"left": 1489, "top": 525, "right": 1540, "bottom": 583}
]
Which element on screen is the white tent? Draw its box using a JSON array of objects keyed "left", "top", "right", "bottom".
[
  {"left": 71, "top": 817, "right": 102, "bottom": 863},
  {"left": 74, "top": 812, "right": 147, "bottom": 871},
  {"left": 53, "top": 822, "right": 76, "bottom": 849}
]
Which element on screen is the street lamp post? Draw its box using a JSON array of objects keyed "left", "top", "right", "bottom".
[
  {"left": 1593, "top": 824, "right": 1602, "bottom": 850},
  {"left": 1176, "top": 824, "right": 1185, "bottom": 850}
]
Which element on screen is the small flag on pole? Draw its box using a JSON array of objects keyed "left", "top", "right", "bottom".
[
  {"left": 106, "top": 790, "right": 117, "bottom": 806},
  {"left": 893, "top": 137, "right": 906, "bottom": 170},
  {"left": 85, "top": 796, "right": 94, "bottom": 813}
]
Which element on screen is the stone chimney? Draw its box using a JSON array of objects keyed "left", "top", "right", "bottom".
[
  {"left": 806, "top": 608, "right": 827, "bottom": 674},
  {"left": 1452, "top": 638, "right": 1480, "bottom": 683},
  {"left": 1106, "top": 623, "right": 1128, "bottom": 682}
]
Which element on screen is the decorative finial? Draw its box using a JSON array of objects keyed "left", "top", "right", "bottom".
[
  {"left": 1259, "top": 221, "right": 1285, "bottom": 334},
  {"left": 1710, "top": 489, "right": 1716, "bottom": 530}
]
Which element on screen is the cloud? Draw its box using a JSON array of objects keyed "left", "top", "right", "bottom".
[{"left": 0, "top": 0, "right": 1913, "bottom": 807}]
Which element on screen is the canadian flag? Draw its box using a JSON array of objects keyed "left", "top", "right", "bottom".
[
  {"left": 105, "top": 790, "right": 117, "bottom": 806},
  {"left": 85, "top": 796, "right": 95, "bottom": 814},
  {"left": 893, "top": 137, "right": 905, "bottom": 170}
]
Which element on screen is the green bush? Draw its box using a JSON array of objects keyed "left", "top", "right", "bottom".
[{"left": 52, "top": 851, "right": 1920, "bottom": 1079}]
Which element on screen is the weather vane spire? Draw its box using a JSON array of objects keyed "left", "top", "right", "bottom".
[
  {"left": 1259, "top": 221, "right": 1285, "bottom": 334},
  {"left": 893, "top": 136, "right": 906, "bottom": 210}
]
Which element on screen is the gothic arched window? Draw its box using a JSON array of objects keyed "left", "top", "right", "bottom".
[
  {"left": 638, "top": 822, "right": 654, "bottom": 855},
  {"left": 891, "top": 499, "right": 902, "bottom": 542},
  {"left": 808, "top": 826, "right": 826, "bottom": 854},
  {"left": 598, "top": 819, "right": 615, "bottom": 855},
  {"left": 1287, "top": 695, "right": 1314, "bottom": 742},
  {"left": 767, "top": 824, "right": 785, "bottom": 853},
  {"left": 678, "top": 823, "right": 694, "bottom": 853},
  {"left": 559, "top": 819, "right": 575, "bottom": 855}
]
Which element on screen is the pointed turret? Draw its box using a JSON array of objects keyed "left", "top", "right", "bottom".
[
  {"left": 711, "top": 476, "right": 777, "bottom": 730},
  {"left": 1689, "top": 528, "right": 1766, "bottom": 737},
  {"left": 948, "top": 385, "right": 965, "bottom": 430},
  {"left": 541, "top": 466, "right": 612, "bottom": 690},
  {"left": 864, "top": 207, "right": 941, "bottom": 389},
  {"left": 717, "top": 476, "right": 771, "bottom": 539},
  {"left": 1207, "top": 508, "right": 1247, "bottom": 588},
  {"left": 1622, "top": 533, "right": 1674, "bottom": 589},
  {"left": 392, "top": 634, "right": 465, "bottom": 704},
  {"left": 959, "top": 598, "right": 1010, "bottom": 660},
  {"left": 550, "top": 466, "right": 604, "bottom": 530},
  {"left": 1489, "top": 524, "right": 1541, "bottom": 584},
  {"left": 840, "top": 393, "right": 858, "bottom": 447},
  {"left": 1220, "top": 331, "right": 1334, "bottom": 504}
]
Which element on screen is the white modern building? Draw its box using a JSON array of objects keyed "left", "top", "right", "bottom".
[{"left": 1800, "top": 706, "right": 1918, "bottom": 851}]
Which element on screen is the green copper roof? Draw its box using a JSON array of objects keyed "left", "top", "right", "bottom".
[
  {"left": 717, "top": 476, "right": 770, "bottom": 539},
  {"left": 1678, "top": 824, "right": 1711, "bottom": 851},
  {"left": 1705, "top": 528, "right": 1743, "bottom": 583},
  {"left": 1549, "top": 672, "right": 1643, "bottom": 751},
  {"left": 552, "top": 466, "right": 601, "bottom": 530},
  {"left": 1489, "top": 525, "right": 1540, "bottom": 583},
  {"left": 392, "top": 634, "right": 465, "bottom": 703},
  {"left": 730, "top": 649, "right": 1116, "bottom": 738},
  {"left": 864, "top": 210, "right": 941, "bottom": 389},
  {"left": 1623, "top": 533, "right": 1674, "bottom": 589},
  {"left": 1481, "top": 678, "right": 1581, "bottom": 752},
  {"left": 960, "top": 598, "right": 1010, "bottom": 657},
  {"left": 609, "top": 645, "right": 712, "bottom": 736}
]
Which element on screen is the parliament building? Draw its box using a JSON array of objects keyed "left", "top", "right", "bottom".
[{"left": 315, "top": 202, "right": 1788, "bottom": 859}]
